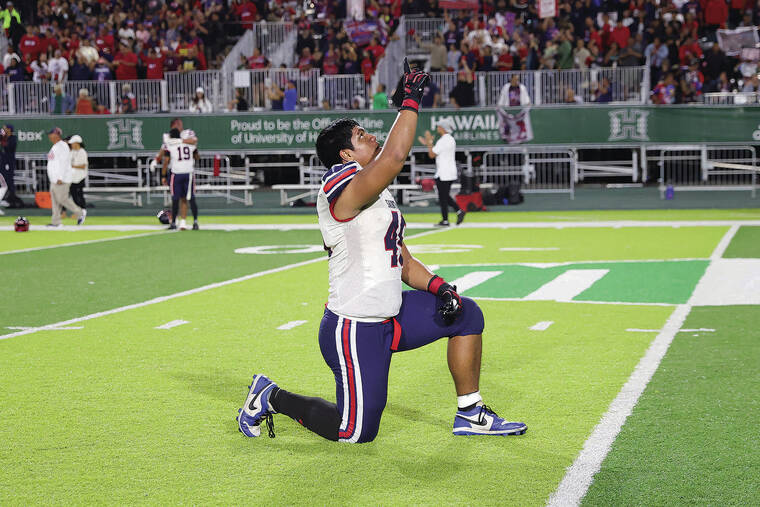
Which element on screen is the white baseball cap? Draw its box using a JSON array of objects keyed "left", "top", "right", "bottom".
[
  {"left": 436, "top": 118, "right": 456, "bottom": 133},
  {"left": 68, "top": 134, "right": 83, "bottom": 144}
]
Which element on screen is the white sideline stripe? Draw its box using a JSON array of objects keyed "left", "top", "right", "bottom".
[
  {"left": 547, "top": 224, "right": 740, "bottom": 507},
  {"left": 5, "top": 326, "right": 83, "bottom": 330},
  {"left": 2, "top": 219, "right": 758, "bottom": 233},
  {"left": 0, "top": 227, "right": 442, "bottom": 343},
  {"left": 0, "top": 231, "right": 166, "bottom": 255},
  {"left": 155, "top": 320, "right": 189, "bottom": 330},
  {"left": 524, "top": 269, "right": 609, "bottom": 301},
  {"left": 277, "top": 320, "right": 307, "bottom": 330},
  {"left": 448, "top": 271, "right": 503, "bottom": 293},
  {"left": 530, "top": 321, "right": 554, "bottom": 331},
  {"left": 500, "top": 247, "right": 560, "bottom": 251}
]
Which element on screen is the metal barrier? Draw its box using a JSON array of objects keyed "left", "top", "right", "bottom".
[
  {"left": 482, "top": 149, "right": 576, "bottom": 198},
  {"left": 405, "top": 17, "right": 447, "bottom": 54},
  {"left": 0, "top": 75, "right": 9, "bottom": 114},
  {"left": 429, "top": 72, "right": 465, "bottom": 107},
  {"left": 322, "top": 74, "right": 368, "bottom": 109},
  {"left": 657, "top": 145, "right": 757, "bottom": 197},
  {"left": 8, "top": 80, "right": 167, "bottom": 114},
  {"left": 575, "top": 148, "right": 639, "bottom": 182},
  {"left": 703, "top": 92, "right": 760, "bottom": 105},
  {"left": 221, "top": 23, "right": 297, "bottom": 79},
  {"left": 166, "top": 71, "right": 223, "bottom": 112}
]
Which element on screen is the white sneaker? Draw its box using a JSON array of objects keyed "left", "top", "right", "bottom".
[
  {"left": 179, "top": 219, "right": 187, "bottom": 230},
  {"left": 0, "top": 199, "right": 9, "bottom": 207},
  {"left": 77, "top": 208, "right": 87, "bottom": 225}
]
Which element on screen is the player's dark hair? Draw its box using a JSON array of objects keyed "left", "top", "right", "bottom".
[
  {"left": 315, "top": 118, "right": 359, "bottom": 169},
  {"left": 169, "top": 128, "right": 181, "bottom": 138}
]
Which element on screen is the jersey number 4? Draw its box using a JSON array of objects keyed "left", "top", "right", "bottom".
[
  {"left": 176, "top": 145, "right": 192, "bottom": 161},
  {"left": 384, "top": 211, "right": 406, "bottom": 268}
]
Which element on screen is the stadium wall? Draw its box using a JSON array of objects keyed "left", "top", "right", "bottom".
[{"left": 7, "top": 105, "right": 760, "bottom": 155}]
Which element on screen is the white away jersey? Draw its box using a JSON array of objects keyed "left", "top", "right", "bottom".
[
  {"left": 162, "top": 132, "right": 196, "bottom": 174},
  {"left": 317, "top": 161, "right": 406, "bottom": 321}
]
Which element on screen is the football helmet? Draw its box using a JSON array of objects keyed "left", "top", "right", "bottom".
[
  {"left": 156, "top": 209, "right": 172, "bottom": 225},
  {"left": 14, "top": 216, "right": 29, "bottom": 232}
]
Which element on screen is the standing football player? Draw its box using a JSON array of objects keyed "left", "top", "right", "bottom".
[
  {"left": 237, "top": 60, "right": 526, "bottom": 442},
  {"left": 151, "top": 118, "right": 199, "bottom": 230}
]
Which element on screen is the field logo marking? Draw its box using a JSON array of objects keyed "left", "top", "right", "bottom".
[
  {"left": 155, "top": 320, "right": 189, "bottom": 330},
  {"left": 547, "top": 224, "right": 739, "bottom": 507},
  {"left": 524, "top": 269, "right": 609, "bottom": 301},
  {"left": 448, "top": 271, "right": 502, "bottom": 293}
]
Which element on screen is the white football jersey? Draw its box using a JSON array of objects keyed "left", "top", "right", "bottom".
[
  {"left": 163, "top": 136, "right": 196, "bottom": 174},
  {"left": 317, "top": 161, "right": 406, "bottom": 321}
]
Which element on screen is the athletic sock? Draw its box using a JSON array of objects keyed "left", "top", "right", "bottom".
[
  {"left": 457, "top": 390, "right": 482, "bottom": 410},
  {"left": 269, "top": 387, "right": 341, "bottom": 441},
  {"left": 189, "top": 198, "right": 198, "bottom": 220},
  {"left": 171, "top": 199, "right": 179, "bottom": 223}
]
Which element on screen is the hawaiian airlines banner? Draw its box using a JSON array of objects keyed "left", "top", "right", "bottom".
[{"left": 7, "top": 106, "right": 760, "bottom": 154}]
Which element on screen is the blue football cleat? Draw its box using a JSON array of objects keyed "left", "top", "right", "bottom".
[
  {"left": 237, "top": 374, "right": 278, "bottom": 438},
  {"left": 453, "top": 404, "right": 527, "bottom": 436}
]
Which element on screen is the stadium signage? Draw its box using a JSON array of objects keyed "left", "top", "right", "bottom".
[{"left": 7, "top": 106, "right": 760, "bottom": 154}]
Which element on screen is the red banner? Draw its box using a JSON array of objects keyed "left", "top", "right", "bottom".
[{"left": 439, "top": 0, "right": 478, "bottom": 9}]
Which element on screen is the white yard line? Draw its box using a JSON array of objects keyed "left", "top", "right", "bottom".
[
  {"left": 530, "top": 321, "right": 554, "bottom": 331},
  {"left": 435, "top": 258, "right": 710, "bottom": 268},
  {"left": 277, "top": 320, "right": 308, "bottom": 330},
  {"left": 626, "top": 328, "right": 715, "bottom": 333},
  {"left": 473, "top": 296, "right": 676, "bottom": 307},
  {"left": 0, "top": 227, "right": 444, "bottom": 343},
  {"left": 547, "top": 224, "right": 739, "bottom": 507},
  {"left": 448, "top": 271, "right": 503, "bottom": 293},
  {"left": 5, "top": 326, "right": 83, "bottom": 330},
  {"left": 155, "top": 320, "right": 189, "bottom": 330},
  {"left": 0, "top": 231, "right": 166, "bottom": 256},
  {"left": 499, "top": 247, "right": 560, "bottom": 251},
  {"left": 2, "top": 220, "right": 758, "bottom": 233}
]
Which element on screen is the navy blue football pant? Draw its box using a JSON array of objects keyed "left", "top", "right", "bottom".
[{"left": 303, "top": 290, "right": 484, "bottom": 443}]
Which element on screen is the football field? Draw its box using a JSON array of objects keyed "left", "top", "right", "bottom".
[{"left": 1, "top": 210, "right": 758, "bottom": 505}]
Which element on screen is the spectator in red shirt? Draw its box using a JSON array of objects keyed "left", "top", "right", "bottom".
[
  {"left": 678, "top": 35, "right": 703, "bottom": 66},
  {"left": 247, "top": 47, "right": 269, "bottom": 69},
  {"left": 234, "top": 0, "right": 258, "bottom": 31},
  {"left": 366, "top": 37, "right": 385, "bottom": 62},
  {"left": 297, "top": 47, "right": 313, "bottom": 73},
  {"left": 144, "top": 47, "right": 165, "bottom": 79},
  {"left": 610, "top": 19, "right": 630, "bottom": 49},
  {"left": 704, "top": 0, "right": 729, "bottom": 31},
  {"left": 494, "top": 49, "right": 514, "bottom": 71},
  {"left": 114, "top": 42, "right": 139, "bottom": 80},
  {"left": 584, "top": 17, "right": 603, "bottom": 52},
  {"left": 19, "top": 26, "right": 41, "bottom": 62},
  {"left": 321, "top": 43, "right": 339, "bottom": 74},
  {"left": 360, "top": 50, "right": 374, "bottom": 84},
  {"left": 95, "top": 26, "right": 115, "bottom": 54}
]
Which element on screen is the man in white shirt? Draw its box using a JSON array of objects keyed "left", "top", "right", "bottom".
[
  {"left": 48, "top": 49, "right": 69, "bottom": 82},
  {"left": 46, "top": 127, "right": 85, "bottom": 227},
  {"left": 419, "top": 118, "right": 465, "bottom": 226},
  {"left": 68, "top": 134, "right": 88, "bottom": 209}
]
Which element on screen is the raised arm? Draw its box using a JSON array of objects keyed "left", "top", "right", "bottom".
[{"left": 332, "top": 62, "right": 429, "bottom": 219}]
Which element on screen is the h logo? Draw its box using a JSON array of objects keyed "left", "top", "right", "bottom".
[
  {"left": 106, "top": 119, "right": 144, "bottom": 150},
  {"left": 608, "top": 109, "right": 649, "bottom": 141}
]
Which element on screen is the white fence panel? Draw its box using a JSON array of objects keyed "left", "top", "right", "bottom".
[
  {"left": 657, "top": 145, "right": 757, "bottom": 197},
  {"left": 322, "top": 74, "right": 367, "bottom": 109},
  {"left": 166, "top": 71, "right": 223, "bottom": 112},
  {"left": 405, "top": 17, "right": 447, "bottom": 54},
  {"left": 482, "top": 149, "right": 575, "bottom": 197}
]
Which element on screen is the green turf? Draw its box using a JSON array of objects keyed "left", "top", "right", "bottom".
[
  {"left": 410, "top": 227, "right": 725, "bottom": 264},
  {"left": 0, "top": 230, "right": 154, "bottom": 253},
  {"left": 2, "top": 208, "right": 759, "bottom": 226},
  {"left": 435, "top": 260, "right": 709, "bottom": 304},
  {"left": 0, "top": 257, "right": 673, "bottom": 505},
  {"left": 582, "top": 306, "right": 760, "bottom": 506},
  {"left": 1, "top": 230, "right": 325, "bottom": 328},
  {"left": 723, "top": 226, "right": 760, "bottom": 258}
]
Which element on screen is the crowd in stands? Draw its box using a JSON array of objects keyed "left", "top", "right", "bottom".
[{"left": 2, "top": 0, "right": 759, "bottom": 110}]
